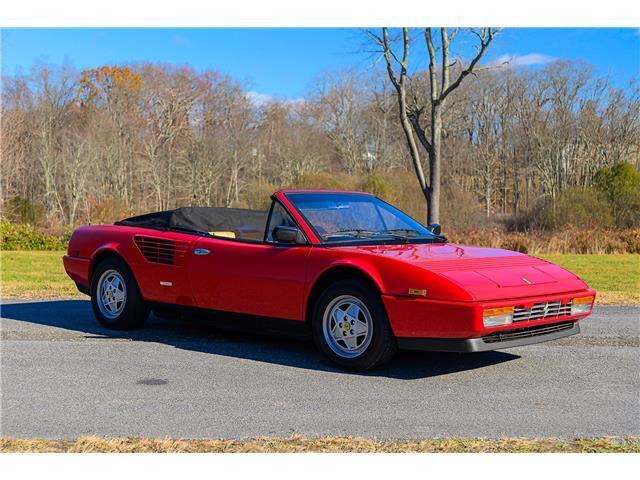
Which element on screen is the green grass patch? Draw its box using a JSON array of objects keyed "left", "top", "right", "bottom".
[
  {"left": 0, "top": 250, "right": 80, "bottom": 298},
  {"left": 1, "top": 435, "right": 638, "bottom": 453},
  {"left": 541, "top": 254, "right": 640, "bottom": 304},
  {"left": 0, "top": 251, "right": 638, "bottom": 304}
]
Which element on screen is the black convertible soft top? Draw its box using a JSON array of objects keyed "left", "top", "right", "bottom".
[{"left": 116, "top": 207, "right": 269, "bottom": 240}]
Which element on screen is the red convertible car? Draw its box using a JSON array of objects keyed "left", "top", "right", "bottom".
[{"left": 63, "top": 189, "right": 595, "bottom": 370}]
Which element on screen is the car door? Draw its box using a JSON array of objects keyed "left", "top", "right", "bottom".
[{"left": 186, "top": 200, "right": 311, "bottom": 321}]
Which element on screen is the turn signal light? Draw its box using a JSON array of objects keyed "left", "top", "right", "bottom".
[
  {"left": 572, "top": 296, "right": 594, "bottom": 305},
  {"left": 483, "top": 306, "right": 515, "bottom": 317},
  {"left": 483, "top": 306, "right": 515, "bottom": 327},
  {"left": 407, "top": 288, "right": 427, "bottom": 297},
  {"left": 571, "top": 295, "right": 594, "bottom": 315}
]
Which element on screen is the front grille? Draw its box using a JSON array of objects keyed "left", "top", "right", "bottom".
[
  {"left": 513, "top": 300, "right": 572, "bottom": 322},
  {"left": 134, "top": 236, "right": 188, "bottom": 265},
  {"left": 482, "top": 322, "right": 574, "bottom": 344}
]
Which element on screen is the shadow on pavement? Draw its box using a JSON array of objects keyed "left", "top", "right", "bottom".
[{"left": 1, "top": 299, "right": 520, "bottom": 380}]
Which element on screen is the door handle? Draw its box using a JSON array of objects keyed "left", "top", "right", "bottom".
[{"left": 194, "top": 248, "right": 210, "bottom": 256}]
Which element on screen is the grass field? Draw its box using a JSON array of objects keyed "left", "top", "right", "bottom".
[
  {"left": 541, "top": 254, "right": 640, "bottom": 304},
  {"left": 0, "top": 251, "right": 638, "bottom": 304},
  {"left": 1, "top": 435, "right": 638, "bottom": 453},
  {"left": 0, "top": 251, "right": 79, "bottom": 298}
]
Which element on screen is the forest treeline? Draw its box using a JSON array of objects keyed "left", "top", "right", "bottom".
[{"left": 1, "top": 60, "right": 639, "bottom": 235}]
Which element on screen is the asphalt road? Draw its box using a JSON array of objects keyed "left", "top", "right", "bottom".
[{"left": 1, "top": 298, "right": 638, "bottom": 439}]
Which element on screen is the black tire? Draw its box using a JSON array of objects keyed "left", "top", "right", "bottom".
[
  {"left": 90, "top": 256, "right": 149, "bottom": 330},
  {"left": 312, "top": 279, "right": 397, "bottom": 370}
]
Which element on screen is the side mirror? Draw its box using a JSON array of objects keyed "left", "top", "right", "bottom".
[
  {"left": 273, "top": 225, "right": 306, "bottom": 244},
  {"left": 427, "top": 223, "right": 441, "bottom": 235}
]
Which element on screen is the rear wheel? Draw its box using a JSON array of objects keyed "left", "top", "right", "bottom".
[
  {"left": 312, "top": 279, "right": 396, "bottom": 370},
  {"left": 91, "top": 257, "right": 149, "bottom": 330}
]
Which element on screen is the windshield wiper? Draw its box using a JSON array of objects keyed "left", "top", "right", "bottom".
[
  {"left": 322, "top": 229, "right": 379, "bottom": 239},
  {"left": 322, "top": 228, "right": 446, "bottom": 243},
  {"left": 370, "top": 228, "right": 426, "bottom": 241},
  {"left": 323, "top": 229, "right": 413, "bottom": 242},
  {"left": 379, "top": 228, "right": 423, "bottom": 236},
  {"left": 381, "top": 228, "right": 447, "bottom": 242}
]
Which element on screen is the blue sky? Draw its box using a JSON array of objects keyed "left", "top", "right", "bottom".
[{"left": 2, "top": 28, "right": 638, "bottom": 99}]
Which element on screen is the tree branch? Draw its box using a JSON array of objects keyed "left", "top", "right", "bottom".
[
  {"left": 424, "top": 28, "right": 439, "bottom": 101},
  {"left": 440, "top": 28, "right": 498, "bottom": 102},
  {"left": 441, "top": 28, "right": 450, "bottom": 94},
  {"left": 407, "top": 107, "right": 433, "bottom": 154},
  {"left": 378, "top": 28, "right": 401, "bottom": 91}
]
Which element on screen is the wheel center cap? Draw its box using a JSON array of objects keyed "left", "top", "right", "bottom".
[{"left": 343, "top": 321, "right": 351, "bottom": 332}]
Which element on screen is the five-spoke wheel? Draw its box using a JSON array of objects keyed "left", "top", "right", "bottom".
[
  {"left": 313, "top": 279, "right": 397, "bottom": 370},
  {"left": 90, "top": 256, "right": 149, "bottom": 330},
  {"left": 323, "top": 295, "right": 373, "bottom": 358},
  {"left": 96, "top": 269, "right": 127, "bottom": 319}
]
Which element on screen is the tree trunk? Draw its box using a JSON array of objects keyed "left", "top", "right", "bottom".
[
  {"left": 485, "top": 166, "right": 492, "bottom": 217},
  {"left": 396, "top": 78, "right": 431, "bottom": 217},
  {"left": 428, "top": 105, "right": 442, "bottom": 224}
]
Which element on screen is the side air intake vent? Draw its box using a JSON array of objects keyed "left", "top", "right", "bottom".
[{"left": 134, "top": 236, "right": 188, "bottom": 266}]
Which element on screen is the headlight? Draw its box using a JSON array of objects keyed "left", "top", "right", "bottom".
[
  {"left": 483, "top": 306, "right": 514, "bottom": 327},
  {"left": 571, "top": 296, "right": 594, "bottom": 315}
]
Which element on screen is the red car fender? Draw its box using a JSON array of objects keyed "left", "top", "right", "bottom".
[
  {"left": 62, "top": 241, "right": 126, "bottom": 291},
  {"left": 306, "top": 245, "right": 473, "bottom": 299},
  {"left": 302, "top": 251, "right": 392, "bottom": 323},
  {"left": 91, "top": 241, "right": 124, "bottom": 261},
  {"left": 308, "top": 257, "right": 387, "bottom": 291},
  {"left": 88, "top": 241, "right": 133, "bottom": 285}
]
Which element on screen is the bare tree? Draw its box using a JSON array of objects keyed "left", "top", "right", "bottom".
[
  {"left": 257, "top": 100, "right": 328, "bottom": 185},
  {"left": 313, "top": 71, "right": 368, "bottom": 173},
  {"left": 370, "top": 27, "right": 498, "bottom": 224},
  {"left": 2, "top": 60, "right": 638, "bottom": 230}
]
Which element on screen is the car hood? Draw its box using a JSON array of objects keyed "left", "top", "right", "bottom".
[{"left": 350, "top": 243, "right": 588, "bottom": 301}]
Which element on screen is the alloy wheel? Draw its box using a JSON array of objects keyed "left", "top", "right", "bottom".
[
  {"left": 97, "top": 269, "right": 127, "bottom": 319},
  {"left": 322, "top": 295, "right": 373, "bottom": 358}
]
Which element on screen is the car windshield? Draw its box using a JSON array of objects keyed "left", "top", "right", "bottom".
[{"left": 285, "top": 192, "right": 438, "bottom": 244}]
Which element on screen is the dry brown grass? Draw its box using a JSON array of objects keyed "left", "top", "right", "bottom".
[
  {"left": 1, "top": 435, "right": 639, "bottom": 453},
  {"left": 449, "top": 228, "right": 640, "bottom": 255},
  {"left": 597, "top": 291, "right": 640, "bottom": 304}
]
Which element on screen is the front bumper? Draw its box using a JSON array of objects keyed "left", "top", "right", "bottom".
[
  {"left": 382, "top": 289, "right": 595, "bottom": 338},
  {"left": 397, "top": 320, "right": 580, "bottom": 352}
]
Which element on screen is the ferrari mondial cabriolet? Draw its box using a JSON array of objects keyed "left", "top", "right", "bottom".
[{"left": 64, "top": 189, "right": 595, "bottom": 370}]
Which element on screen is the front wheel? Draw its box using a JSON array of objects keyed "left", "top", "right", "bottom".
[
  {"left": 312, "top": 279, "right": 397, "bottom": 370},
  {"left": 91, "top": 257, "right": 149, "bottom": 330}
]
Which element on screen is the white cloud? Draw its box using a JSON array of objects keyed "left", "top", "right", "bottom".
[
  {"left": 246, "top": 91, "right": 274, "bottom": 107},
  {"left": 492, "top": 53, "right": 556, "bottom": 68},
  {"left": 246, "top": 91, "right": 304, "bottom": 107},
  {"left": 285, "top": 97, "right": 305, "bottom": 105}
]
